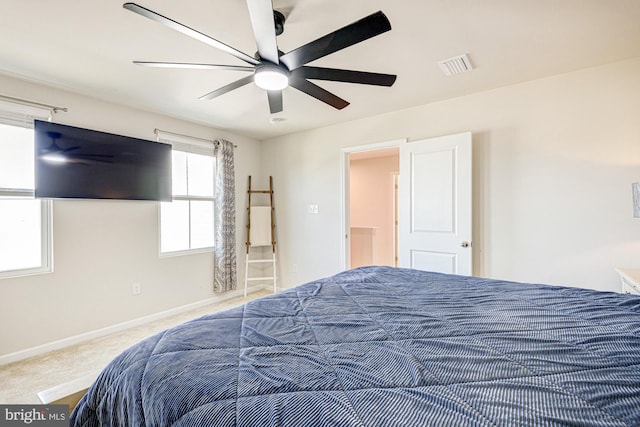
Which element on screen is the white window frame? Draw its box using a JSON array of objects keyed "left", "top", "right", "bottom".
[
  {"left": 0, "top": 191, "right": 53, "bottom": 279},
  {"left": 157, "top": 131, "right": 216, "bottom": 257},
  {"left": 0, "top": 101, "right": 54, "bottom": 279}
]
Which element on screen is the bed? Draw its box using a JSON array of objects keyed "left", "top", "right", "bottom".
[{"left": 71, "top": 266, "right": 640, "bottom": 426}]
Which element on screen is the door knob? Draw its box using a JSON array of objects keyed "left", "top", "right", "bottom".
[{"left": 461, "top": 241, "right": 471, "bottom": 248}]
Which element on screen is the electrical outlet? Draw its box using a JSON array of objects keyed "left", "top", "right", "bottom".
[
  {"left": 132, "top": 282, "right": 141, "bottom": 296},
  {"left": 308, "top": 204, "right": 319, "bottom": 214}
]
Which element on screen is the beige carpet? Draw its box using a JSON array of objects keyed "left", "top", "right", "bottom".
[{"left": 0, "top": 289, "right": 271, "bottom": 404}]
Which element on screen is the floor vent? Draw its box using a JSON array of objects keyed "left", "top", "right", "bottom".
[{"left": 438, "top": 54, "right": 473, "bottom": 76}]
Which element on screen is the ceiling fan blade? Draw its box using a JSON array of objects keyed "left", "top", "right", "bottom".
[
  {"left": 123, "top": 3, "right": 260, "bottom": 66},
  {"left": 72, "top": 157, "right": 114, "bottom": 165},
  {"left": 198, "top": 75, "right": 254, "bottom": 100},
  {"left": 289, "top": 78, "right": 349, "bottom": 110},
  {"left": 280, "top": 11, "right": 391, "bottom": 71},
  {"left": 133, "top": 61, "right": 254, "bottom": 71},
  {"left": 292, "top": 66, "right": 396, "bottom": 86},
  {"left": 267, "top": 90, "right": 283, "bottom": 113},
  {"left": 246, "top": 0, "right": 279, "bottom": 64},
  {"left": 73, "top": 154, "right": 115, "bottom": 159}
]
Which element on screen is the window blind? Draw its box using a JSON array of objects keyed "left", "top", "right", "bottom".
[
  {"left": 0, "top": 99, "right": 53, "bottom": 128},
  {"left": 155, "top": 129, "right": 215, "bottom": 156}
]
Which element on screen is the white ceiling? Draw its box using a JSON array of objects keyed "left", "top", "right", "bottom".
[{"left": 1, "top": 0, "right": 639, "bottom": 140}]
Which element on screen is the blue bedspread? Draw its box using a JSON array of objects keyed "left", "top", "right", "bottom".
[{"left": 71, "top": 266, "right": 640, "bottom": 426}]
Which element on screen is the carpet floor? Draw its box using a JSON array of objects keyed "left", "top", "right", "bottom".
[{"left": 0, "top": 289, "right": 271, "bottom": 404}]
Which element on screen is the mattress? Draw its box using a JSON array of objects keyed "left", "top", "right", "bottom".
[{"left": 71, "top": 266, "right": 640, "bottom": 426}]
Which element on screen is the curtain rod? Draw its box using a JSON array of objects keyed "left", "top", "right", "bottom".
[
  {"left": 0, "top": 94, "right": 68, "bottom": 114},
  {"left": 154, "top": 128, "right": 237, "bottom": 148}
]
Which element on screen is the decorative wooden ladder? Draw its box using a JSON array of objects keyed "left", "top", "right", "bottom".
[{"left": 244, "top": 176, "right": 277, "bottom": 297}]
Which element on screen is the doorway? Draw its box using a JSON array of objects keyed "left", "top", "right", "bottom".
[
  {"left": 341, "top": 132, "right": 472, "bottom": 274},
  {"left": 342, "top": 139, "right": 405, "bottom": 270}
]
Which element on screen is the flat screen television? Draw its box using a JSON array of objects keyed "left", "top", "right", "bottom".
[{"left": 34, "top": 120, "right": 172, "bottom": 201}]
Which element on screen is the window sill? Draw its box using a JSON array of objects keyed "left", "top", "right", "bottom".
[
  {"left": 159, "top": 247, "right": 214, "bottom": 259},
  {"left": 0, "top": 265, "right": 53, "bottom": 280}
]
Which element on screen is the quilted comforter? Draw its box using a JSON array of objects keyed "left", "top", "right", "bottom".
[{"left": 71, "top": 266, "right": 640, "bottom": 426}]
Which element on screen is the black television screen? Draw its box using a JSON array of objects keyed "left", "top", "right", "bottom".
[{"left": 34, "top": 120, "right": 172, "bottom": 201}]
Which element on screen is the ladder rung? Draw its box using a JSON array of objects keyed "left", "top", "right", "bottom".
[
  {"left": 247, "top": 259, "right": 274, "bottom": 263},
  {"left": 247, "top": 277, "right": 276, "bottom": 281}
]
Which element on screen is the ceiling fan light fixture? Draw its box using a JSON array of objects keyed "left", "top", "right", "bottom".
[
  {"left": 124, "top": 3, "right": 396, "bottom": 113},
  {"left": 41, "top": 153, "right": 68, "bottom": 164},
  {"left": 254, "top": 66, "right": 289, "bottom": 91}
]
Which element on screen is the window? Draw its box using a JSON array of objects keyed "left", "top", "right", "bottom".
[
  {"left": 0, "top": 105, "right": 53, "bottom": 279},
  {"left": 159, "top": 135, "right": 215, "bottom": 255}
]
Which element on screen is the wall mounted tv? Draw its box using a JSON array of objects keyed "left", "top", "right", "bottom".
[{"left": 34, "top": 120, "right": 172, "bottom": 201}]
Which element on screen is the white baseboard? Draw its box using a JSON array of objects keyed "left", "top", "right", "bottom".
[
  {"left": 0, "top": 285, "right": 274, "bottom": 366},
  {"left": 37, "top": 371, "right": 100, "bottom": 407}
]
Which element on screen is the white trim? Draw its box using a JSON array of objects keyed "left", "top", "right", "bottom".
[
  {"left": 633, "top": 182, "right": 640, "bottom": 218},
  {"left": 340, "top": 139, "right": 407, "bottom": 271},
  {"left": 158, "top": 145, "right": 216, "bottom": 256},
  {"left": 158, "top": 246, "right": 214, "bottom": 258},
  {"left": 0, "top": 111, "right": 54, "bottom": 279},
  {"left": 392, "top": 172, "right": 400, "bottom": 267},
  {"left": 0, "top": 197, "right": 53, "bottom": 280},
  {"left": 37, "top": 372, "right": 99, "bottom": 405},
  {"left": 42, "top": 199, "right": 54, "bottom": 274},
  {"left": 0, "top": 189, "right": 33, "bottom": 197},
  {"left": 0, "top": 285, "right": 272, "bottom": 366}
]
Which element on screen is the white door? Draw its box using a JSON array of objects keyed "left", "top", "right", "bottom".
[{"left": 399, "top": 132, "right": 472, "bottom": 275}]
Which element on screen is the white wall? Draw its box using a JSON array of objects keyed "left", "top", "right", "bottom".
[
  {"left": 262, "top": 58, "right": 640, "bottom": 291},
  {"left": 0, "top": 74, "right": 262, "bottom": 357},
  {"left": 2, "top": 57, "right": 639, "bottom": 359}
]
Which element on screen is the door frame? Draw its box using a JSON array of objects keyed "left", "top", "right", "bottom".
[
  {"left": 340, "top": 138, "right": 407, "bottom": 271},
  {"left": 392, "top": 172, "right": 400, "bottom": 267}
]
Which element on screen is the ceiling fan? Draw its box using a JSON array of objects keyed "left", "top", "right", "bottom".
[
  {"left": 123, "top": 1, "right": 397, "bottom": 114},
  {"left": 40, "top": 132, "right": 113, "bottom": 165}
]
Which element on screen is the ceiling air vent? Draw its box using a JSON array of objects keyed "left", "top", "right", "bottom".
[{"left": 438, "top": 54, "right": 473, "bottom": 76}]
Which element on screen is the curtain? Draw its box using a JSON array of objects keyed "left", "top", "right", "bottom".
[{"left": 213, "top": 139, "right": 237, "bottom": 292}]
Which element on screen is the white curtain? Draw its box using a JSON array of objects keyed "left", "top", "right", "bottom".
[{"left": 213, "top": 139, "right": 237, "bottom": 292}]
